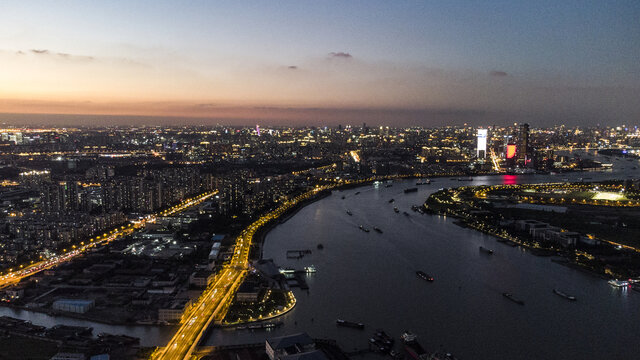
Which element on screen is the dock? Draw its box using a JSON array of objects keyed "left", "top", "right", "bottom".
[{"left": 285, "top": 272, "right": 310, "bottom": 290}]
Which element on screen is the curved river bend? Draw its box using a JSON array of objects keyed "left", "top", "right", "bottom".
[{"left": 207, "top": 168, "right": 640, "bottom": 360}]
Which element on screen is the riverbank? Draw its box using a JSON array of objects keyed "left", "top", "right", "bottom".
[
  {"left": 0, "top": 315, "right": 143, "bottom": 359},
  {"left": 1, "top": 303, "right": 136, "bottom": 326},
  {"left": 219, "top": 291, "right": 296, "bottom": 327},
  {"left": 425, "top": 184, "right": 640, "bottom": 280},
  {"left": 204, "top": 175, "right": 640, "bottom": 359},
  {"left": 455, "top": 219, "right": 613, "bottom": 279},
  {"left": 453, "top": 219, "right": 558, "bottom": 256},
  {"left": 254, "top": 189, "right": 332, "bottom": 260}
]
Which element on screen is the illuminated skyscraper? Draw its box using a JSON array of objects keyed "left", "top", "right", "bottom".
[{"left": 477, "top": 129, "right": 488, "bottom": 158}]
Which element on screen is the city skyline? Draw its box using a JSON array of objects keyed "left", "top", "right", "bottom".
[
  {"left": 2, "top": 3, "right": 640, "bottom": 358},
  {"left": 1, "top": 1, "right": 639, "bottom": 126}
]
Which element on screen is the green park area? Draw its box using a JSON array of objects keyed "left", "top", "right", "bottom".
[{"left": 222, "top": 288, "right": 294, "bottom": 324}]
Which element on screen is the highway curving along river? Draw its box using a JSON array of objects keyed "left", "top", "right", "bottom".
[{"left": 205, "top": 168, "right": 640, "bottom": 359}]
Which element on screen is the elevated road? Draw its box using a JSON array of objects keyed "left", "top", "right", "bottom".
[
  {"left": 153, "top": 186, "right": 331, "bottom": 360},
  {"left": 0, "top": 190, "right": 218, "bottom": 290}
]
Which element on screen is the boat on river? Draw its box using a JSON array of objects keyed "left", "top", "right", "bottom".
[
  {"left": 401, "top": 331, "right": 428, "bottom": 360},
  {"left": 336, "top": 319, "right": 364, "bottom": 329},
  {"left": 553, "top": 289, "right": 576, "bottom": 301},
  {"left": 416, "top": 271, "right": 434, "bottom": 282},
  {"left": 608, "top": 279, "right": 629, "bottom": 287},
  {"left": 479, "top": 246, "right": 494, "bottom": 254},
  {"left": 503, "top": 292, "right": 525, "bottom": 305}
]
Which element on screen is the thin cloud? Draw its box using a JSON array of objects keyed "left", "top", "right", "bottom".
[
  {"left": 196, "top": 103, "right": 220, "bottom": 108},
  {"left": 329, "top": 52, "right": 352, "bottom": 59},
  {"left": 28, "top": 49, "right": 94, "bottom": 61},
  {"left": 56, "top": 52, "right": 95, "bottom": 61},
  {"left": 489, "top": 70, "right": 508, "bottom": 77}
]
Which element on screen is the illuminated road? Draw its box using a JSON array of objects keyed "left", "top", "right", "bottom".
[
  {"left": 0, "top": 190, "right": 218, "bottom": 290},
  {"left": 152, "top": 266, "right": 246, "bottom": 360},
  {"left": 153, "top": 186, "right": 334, "bottom": 360}
]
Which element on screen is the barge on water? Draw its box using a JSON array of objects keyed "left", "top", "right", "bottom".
[
  {"left": 553, "top": 289, "right": 576, "bottom": 301},
  {"left": 479, "top": 246, "right": 494, "bottom": 254},
  {"left": 503, "top": 292, "right": 525, "bottom": 305},
  {"left": 608, "top": 279, "right": 629, "bottom": 287},
  {"left": 336, "top": 319, "right": 364, "bottom": 329},
  {"left": 416, "top": 271, "right": 434, "bottom": 282},
  {"left": 401, "top": 331, "right": 427, "bottom": 360}
]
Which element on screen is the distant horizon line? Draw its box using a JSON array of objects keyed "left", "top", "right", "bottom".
[
  {"left": 0, "top": 110, "right": 632, "bottom": 129},
  {"left": 0, "top": 111, "right": 632, "bottom": 129}
]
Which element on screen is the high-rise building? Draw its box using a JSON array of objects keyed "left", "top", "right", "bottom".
[
  {"left": 477, "top": 129, "right": 488, "bottom": 158},
  {"left": 41, "top": 181, "right": 81, "bottom": 214}
]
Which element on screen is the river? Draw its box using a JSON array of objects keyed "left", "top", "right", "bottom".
[
  {"left": 204, "top": 152, "right": 640, "bottom": 360},
  {"left": 2, "top": 150, "right": 640, "bottom": 358}
]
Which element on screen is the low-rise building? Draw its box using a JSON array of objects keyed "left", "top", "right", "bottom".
[
  {"left": 52, "top": 299, "right": 95, "bottom": 314},
  {"left": 266, "top": 333, "right": 325, "bottom": 360},
  {"left": 236, "top": 281, "right": 261, "bottom": 303},
  {"left": 189, "top": 270, "right": 214, "bottom": 287},
  {"left": 158, "top": 298, "right": 192, "bottom": 323}
]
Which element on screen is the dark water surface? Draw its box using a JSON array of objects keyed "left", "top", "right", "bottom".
[{"left": 207, "top": 168, "right": 640, "bottom": 359}]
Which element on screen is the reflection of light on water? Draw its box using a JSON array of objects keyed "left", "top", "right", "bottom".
[
  {"left": 611, "top": 286, "right": 629, "bottom": 297},
  {"left": 502, "top": 175, "right": 518, "bottom": 185}
]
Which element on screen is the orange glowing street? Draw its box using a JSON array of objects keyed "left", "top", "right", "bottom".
[{"left": 0, "top": 191, "right": 218, "bottom": 290}]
